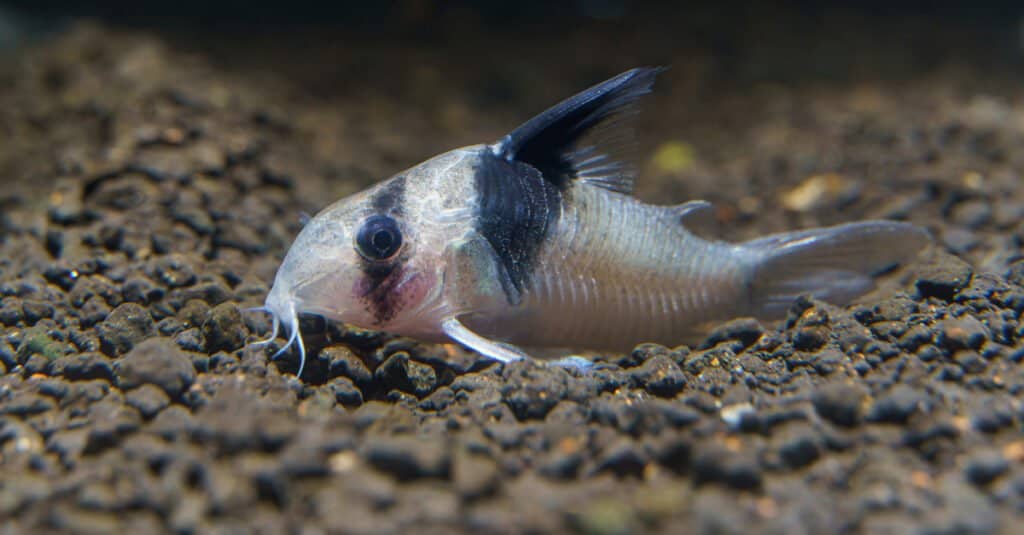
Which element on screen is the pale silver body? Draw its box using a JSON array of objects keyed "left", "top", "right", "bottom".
[
  {"left": 262, "top": 67, "right": 929, "bottom": 374},
  {"left": 464, "top": 180, "right": 746, "bottom": 351}
]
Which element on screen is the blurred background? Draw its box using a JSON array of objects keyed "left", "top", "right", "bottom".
[{"left": 1, "top": 0, "right": 1022, "bottom": 239}]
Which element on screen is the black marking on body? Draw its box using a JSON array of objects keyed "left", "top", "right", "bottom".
[
  {"left": 358, "top": 175, "right": 409, "bottom": 324},
  {"left": 371, "top": 174, "right": 407, "bottom": 215},
  {"left": 357, "top": 262, "right": 407, "bottom": 325},
  {"left": 474, "top": 150, "right": 562, "bottom": 305}
]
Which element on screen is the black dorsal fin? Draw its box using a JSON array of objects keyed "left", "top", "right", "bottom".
[{"left": 492, "top": 67, "right": 664, "bottom": 194}]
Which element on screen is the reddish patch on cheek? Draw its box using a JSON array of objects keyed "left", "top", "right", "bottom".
[{"left": 355, "top": 266, "right": 434, "bottom": 326}]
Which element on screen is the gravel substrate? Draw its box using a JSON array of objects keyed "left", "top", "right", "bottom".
[{"left": 1, "top": 11, "right": 1023, "bottom": 534}]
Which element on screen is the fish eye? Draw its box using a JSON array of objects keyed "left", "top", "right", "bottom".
[{"left": 355, "top": 215, "right": 403, "bottom": 261}]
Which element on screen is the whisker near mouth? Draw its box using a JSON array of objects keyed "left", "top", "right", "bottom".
[
  {"left": 272, "top": 324, "right": 298, "bottom": 360},
  {"left": 294, "top": 320, "right": 308, "bottom": 378},
  {"left": 251, "top": 314, "right": 280, "bottom": 347}
]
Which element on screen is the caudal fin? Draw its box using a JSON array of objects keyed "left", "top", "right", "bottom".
[{"left": 741, "top": 221, "right": 930, "bottom": 318}]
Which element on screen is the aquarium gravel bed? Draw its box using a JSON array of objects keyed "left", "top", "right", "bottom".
[{"left": 1, "top": 19, "right": 1023, "bottom": 534}]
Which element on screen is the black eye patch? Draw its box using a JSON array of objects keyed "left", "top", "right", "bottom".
[{"left": 355, "top": 215, "right": 403, "bottom": 261}]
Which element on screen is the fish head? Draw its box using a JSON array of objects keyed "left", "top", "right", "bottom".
[{"left": 264, "top": 148, "right": 482, "bottom": 341}]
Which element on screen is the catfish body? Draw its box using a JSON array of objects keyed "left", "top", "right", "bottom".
[{"left": 261, "top": 68, "right": 929, "bottom": 374}]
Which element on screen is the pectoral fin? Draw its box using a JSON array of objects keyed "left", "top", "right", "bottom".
[{"left": 441, "top": 316, "right": 528, "bottom": 364}]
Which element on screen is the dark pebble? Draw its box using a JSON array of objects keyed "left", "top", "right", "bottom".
[
  {"left": 897, "top": 323, "right": 935, "bottom": 351},
  {"left": 96, "top": 302, "right": 156, "bottom": 355},
  {"left": 0, "top": 298, "right": 24, "bottom": 326},
  {"left": 867, "top": 385, "right": 926, "bottom": 424},
  {"left": 172, "top": 281, "right": 232, "bottom": 307},
  {"left": 361, "top": 435, "right": 451, "bottom": 480},
  {"left": 812, "top": 349, "right": 847, "bottom": 375},
  {"left": 58, "top": 352, "right": 115, "bottom": 382},
  {"left": 954, "top": 351, "right": 987, "bottom": 374},
  {"left": 150, "top": 255, "right": 197, "bottom": 288},
  {"left": 21, "top": 300, "right": 55, "bottom": 324},
  {"left": 502, "top": 367, "right": 567, "bottom": 421},
  {"left": 0, "top": 392, "right": 55, "bottom": 416},
  {"left": 125, "top": 384, "right": 171, "bottom": 418},
  {"left": 621, "top": 343, "right": 672, "bottom": 368},
  {"left": 46, "top": 428, "right": 89, "bottom": 466},
  {"left": 941, "top": 227, "right": 979, "bottom": 254},
  {"left": 538, "top": 448, "right": 584, "bottom": 480},
  {"left": 812, "top": 382, "right": 868, "bottom": 427},
  {"left": 775, "top": 424, "right": 821, "bottom": 468},
  {"left": 793, "top": 325, "right": 829, "bottom": 351},
  {"left": 324, "top": 345, "right": 373, "bottom": 387},
  {"left": 692, "top": 447, "right": 762, "bottom": 490},
  {"left": 964, "top": 451, "right": 1009, "bottom": 486},
  {"left": 937, "top": 316, "right": 989, "bottom": 351},
  {"left": 915, "top": 256, "right": 972, "bottom": 301},
  {"left": 328, "top": 376, "right": 364, "bottom": 408},
  {"left": 374, "top": 352, "right": 437, "bottom": 398},
  {"left": 202, "top": 303, "right": 247, "bottom": 353},
  {"left": 114, "top": 337, "right": 196, "bottom": 398},
  {"left": 418, "top": 386, "right": 455, "bottom": 412},
  {"left": 453, "top": 451, "right": 500, "bottom": 500},
  {"left": 173, "top": 328, "right": 204, "bottom": 353},
  {"left": 78, "top": 296, "right": 111, "bottom": 328},
  {"left": 122, "top": 277, "right": 164, "bottom": 305},
  {"left": 951, "top": 200, "right": 993, "bottom": 229},
  {"left": 630, "top": 354, "right": 686, "bottom": 397},
  {"left": 594, "top": 438, "right": 647, "bottom": 478},
  {"left": 702, "top": 318, "right": 764, "bottom": 349}
]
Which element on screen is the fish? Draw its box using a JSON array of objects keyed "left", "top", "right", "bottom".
[{"left": 257, "top": 67, "right": 930, "bottom": 376}]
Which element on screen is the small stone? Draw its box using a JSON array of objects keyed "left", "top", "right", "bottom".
[
  {"left": 692, "top": 447, "right": 762, "bottom": 490},
  {"left": 868, "top": 385, "right": 926, "bottom": 424},
  {"left": 78, "top": 296, "right": 111, "bottom": 328},
  {"left": 954, "top": 351, "right": 987, "bottom": 374},
  {"left": 0, "top": 392, "right": 55, "bottom": 416},
  {"left": 96, "top": 303, "right": 155, "bottom": 355},
  {"left": 21, "top": 300, "right": 55, "bottom": 324},
  {"left": 121, "top": 277, "right": 164, "bottom": 305},
  {"left": 951, "top": 200, "right": 992, "bottom": 229},
  {"left": 630, "top": 354, "right": 686, "bottom": 397},
  {"left": 775, "top": 424, "right": 821, "bottom": 468},
  {"left": 328, "top": 376, "right": 363, "bottom": 408},
  {"left": 502, "top": 365, "right": 567, "bottom": 421},
  {"left": 125, "top": 384, "right": 171, "bottom": 418},
  {"left": 114, "top": 337, "right": 196, "bottom": 398},
  {"left": 46, "top": 428, "right": 89, "bottom": 466},
  {"left": 897, "top": 323, "right": 934, "bottom": 351},
  {"left": 793, "top": 326, "right": 829, "bottom": 351},
  {"left": 702, "top": 318, "right": 764, "bottom": 348},
  {"left": 325, "top": 345, "right": 373, "bottom": 387},
  {"left": 812, "top": 382, "right": 869, "bottom": 427},
  {"left": 595, "top": 438, "right": 647, "bottom": 478},
  {"left": 915, "top": 256, "right": 972, "bottom": 301},
  {"left": 0, "top": 298, "right": 23, "bottom": 326},
  {"left": 964, "top": 451, "right": 1009, "bottom": 486},
  {"left": 150, "top": 255, "right": 197, "bottom": 288},
  {"left": 937, "top": 316, "right": 989, "bottom": 351},
  {"left": 177, "top": 299, "right": 209, "bottom": 328},
  {"left": 59, "top": 352, "right": 115, "bottom": 382},
  {"left": 453, "top": 451, "right": 499, "bottom": 500},
  {"left": 941, "top": 227, "right": 979, "bottom": 254},
  {"left": 202, "top": 303, "right": 247, "bottom": 353},
  {"left": 374, "top": 352, "right": 437, "bottom": 398},
  {"left": 361, "top": 435, "right": 450, "bottom": 480},
  {"left": 173, "top": 328, "right": 204, "bottom": 352},
  {"left": 418, "top": 386, "right": 455, "bottom": 412}
]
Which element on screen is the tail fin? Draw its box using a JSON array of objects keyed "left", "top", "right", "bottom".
[{"left": 741, "top": 221, "right": 930, "bottom": 318}]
